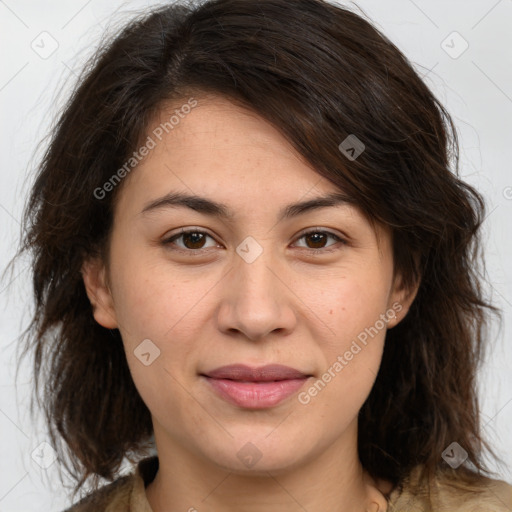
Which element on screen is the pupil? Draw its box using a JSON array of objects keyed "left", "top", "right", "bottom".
[
  {"left": 184, "top": 232, "right": 205, "bottom": 249},
  {"left": 307, "top": 233, "right": 326, "bottom": 248}
]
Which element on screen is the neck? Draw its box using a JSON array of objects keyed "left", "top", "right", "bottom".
[{"left": 145, "top": 419, "right": 389, "bottom": 512}]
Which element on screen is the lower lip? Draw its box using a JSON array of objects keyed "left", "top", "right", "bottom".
[{"left": 203, "top": 377, "right": 309, "bottom": 409}]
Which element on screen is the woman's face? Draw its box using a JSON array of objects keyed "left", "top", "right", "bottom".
[{"left": 83, "top": 95, "right": 414, "bottom": 474}]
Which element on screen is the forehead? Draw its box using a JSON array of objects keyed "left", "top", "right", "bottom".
[
  {"left": 116, "top": 95, "right": 352, "bottom": 216},
  {"left": 150, "top": 95, "right": 313, "bottom": 177}
]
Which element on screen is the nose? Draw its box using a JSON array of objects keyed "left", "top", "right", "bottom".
[{"left": 216, "top": 246, "right": 297, "bottom": 342}]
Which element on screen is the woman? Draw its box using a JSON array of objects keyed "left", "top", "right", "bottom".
[{"left": 15, "top": 0, "right": 512, "bottom": 510}]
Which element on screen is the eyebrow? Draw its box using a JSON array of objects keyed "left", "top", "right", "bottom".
[{"left": 140, "top": 190, "right": 354, "bottom": 222}]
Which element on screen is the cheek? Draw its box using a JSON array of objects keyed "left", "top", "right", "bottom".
[
  {"left": 318, "top": 271, "right": 391, "bottom": 347},
  {"left": 303, "top": 270, "right": 390, "bottom": 405},
  {"left": 301, "top": 291, "right": 387, "bottom": 432},
  {"left": 107, "top": 247, "right": 217, "bottom": 403},
  {"left": 111, "top": 260, "right": 198, "bottom": 427},
  {"left": 108, "top": 245, "right": 207, "bottom": 346}
]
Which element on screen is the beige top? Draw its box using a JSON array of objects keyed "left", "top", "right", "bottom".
[{"left": 64, "top": 456, "right": 512, "bottom": 511}]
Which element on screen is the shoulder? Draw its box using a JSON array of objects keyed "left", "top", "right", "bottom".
[
  {"left": 62, "top": 474, "right": 134, "bottom": 512},
  {"left": 61, "top": 455, "right": 158, "bottom": 512},
  {"left": 388, "top": 465, "right": 512, "bottom": 512}
]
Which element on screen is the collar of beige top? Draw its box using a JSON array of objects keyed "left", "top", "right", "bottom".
[
  {"left": 128, "top": 456, "right": 512, "bottom": 512},
  {"left": 131, "top": 456, "right": 391, "bottom": 511}
]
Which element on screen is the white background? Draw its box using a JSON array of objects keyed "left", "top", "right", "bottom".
[{"left": 1, "top": 1, "right": 511, "bottom": 510}]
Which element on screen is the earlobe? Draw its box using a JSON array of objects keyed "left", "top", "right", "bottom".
[{"left": 81, "top": 258, "right": 118, "bottom": 329}]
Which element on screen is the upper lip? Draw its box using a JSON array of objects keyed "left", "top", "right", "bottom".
[{"left": 202, "top": 364, "right": 310, "bottom": 381}]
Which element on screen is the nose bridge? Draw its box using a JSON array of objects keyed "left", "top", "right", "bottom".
[
  {"left": 217, "top": 236, "right": 296, "bottom": 340},
  {"left": 236, "top": 240, "right": 277, "bottom": 298}
]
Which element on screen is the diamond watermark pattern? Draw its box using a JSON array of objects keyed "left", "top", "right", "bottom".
[
  {"left": 31, "top": 441, "right": 57, "bottom": 469},
  {"left": 237, "top": 442, "right": 263, "bottom": 468},
  {"left": 441, "top": 31, "right": 469, "bottom": 59},
  {"left": 30, "top": 31, "right": 59, "bottom": 59},
  {"left": 134, "top": 338, "right": 161, "bottom": 366},
  {"left": 338, "top": 134, "right": 365, "bottom": 161},
  {"left": 236, "top": 236, "right": 263, "bottom": 264},
  {"left": 442, "top": 441, "right": 468, "bottom": 468}
]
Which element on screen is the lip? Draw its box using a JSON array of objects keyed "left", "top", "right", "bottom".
[
  {"left": 203, "top": 364, "right": 309, "bottom": 381},
  {"left": 200, "top": 364, "right": 312, "bottom": 409}
]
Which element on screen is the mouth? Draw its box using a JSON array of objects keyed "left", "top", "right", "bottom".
[{"left": 200, "top": 364, "right": 312, "bottom": 409}]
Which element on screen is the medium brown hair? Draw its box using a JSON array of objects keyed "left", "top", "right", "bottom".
[{"left": 12, "top": 0, "right": 506, "bottom": 501}]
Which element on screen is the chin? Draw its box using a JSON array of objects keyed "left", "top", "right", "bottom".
[{"left": 199, "top": 432, "right": 314, "bottom": 476}]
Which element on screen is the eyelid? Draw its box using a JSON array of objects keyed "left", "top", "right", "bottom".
[
  {"left": 161, "top": 227, "right": 348, "bottom": 254},
  {"left": 161, "top": 227, "right": 220, "bottom": 252},
  {"left": 293, "top": 227, "right": 348, "bottom": 253},
  {"left": 295, "top": 226, "right": 347, "bottom": 241}
]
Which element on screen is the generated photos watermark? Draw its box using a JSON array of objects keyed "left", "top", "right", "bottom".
[
  {"left": 298, "top": 301, "right": 403, "bottom": 405},
  {"left": 94, "top": 97, "right": 198, "bottom": 200}
]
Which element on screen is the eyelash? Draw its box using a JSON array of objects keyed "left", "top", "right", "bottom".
[{"left": 161, "top": 228, "right": 347, "bottom": 255}]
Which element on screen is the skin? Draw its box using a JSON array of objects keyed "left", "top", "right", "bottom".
[{"left": 82, "top": 94, "right": 418, "bottom": 512}]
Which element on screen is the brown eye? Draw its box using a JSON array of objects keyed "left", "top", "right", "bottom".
[
  {"left": 162, "top": 228, "right": 346, "bottom": 255},
  {"left": 304, "top": 232, "right": 329, "bottom": 249},
  {"left": 163, "top": 229, "right": 218, "bottom": 252},
  {"left": 294, "top": 229, "right": 346, "bottom": 253},
  {"left": 181, "top": 231, "right": 207, "bottom": 249}
]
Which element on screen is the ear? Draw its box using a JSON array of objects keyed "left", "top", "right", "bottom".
[
  {"left": 386, "top": 271, "right": 420, "bottom": 329},
  {"left": 81, "top": 258, "right": 118, "bottom": 329}
]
